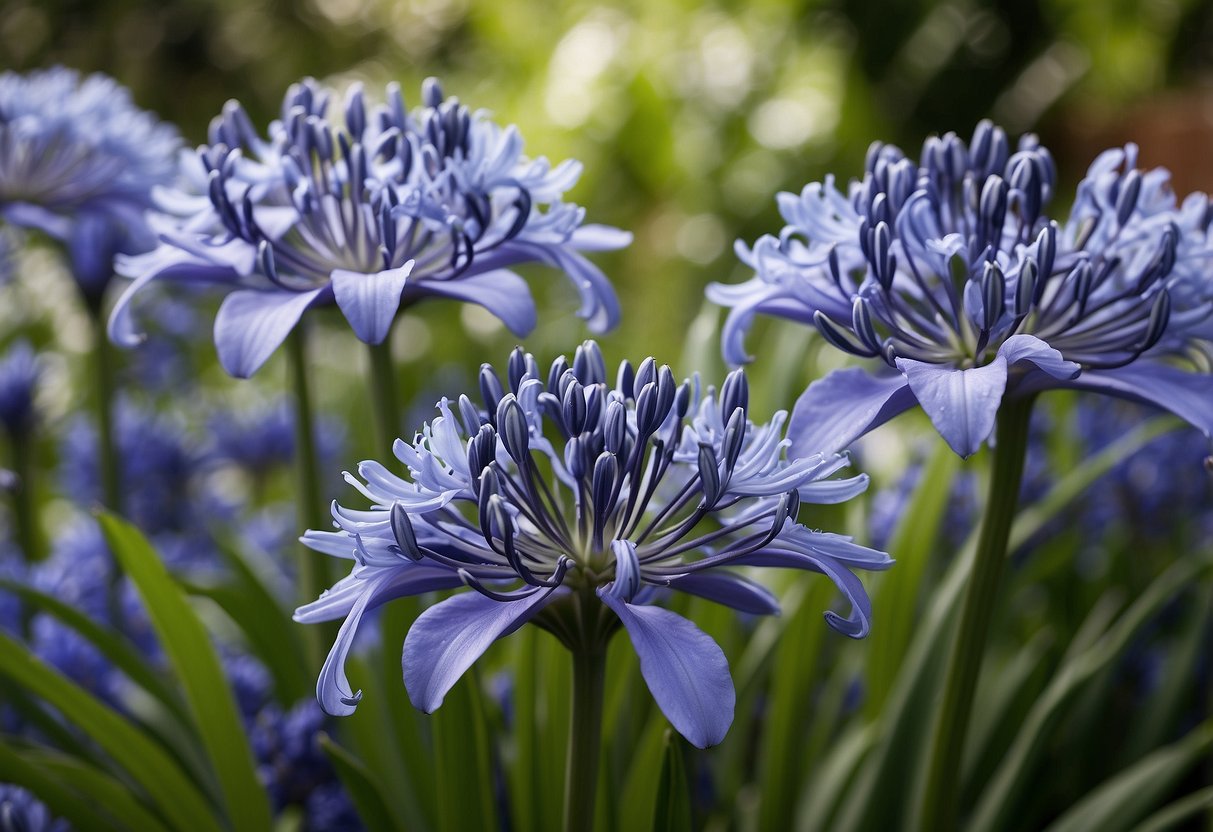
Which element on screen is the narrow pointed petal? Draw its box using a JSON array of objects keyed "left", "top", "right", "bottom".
[
  {"left": 787, "top": 368, "right": 916, "bottom": 457},
  {"left": 895, "top": 356, "right": 1009, "bottom": 458},
  {"left": 213, "top": 287, "right": 326, "bottom": 378},
  {"left": 416, "top": 269, "right": 538, "bottom": 336},
  {"left": 667, "top": 571, "right": 780, "bottom": 615},
  {"left": 997, "top": 333, "right": 1080, "bottom": 380},
  {"left": 331, "top": 262, "right": 414, "bottom": 345},
  {"left": 1065, "top": 362, "right": 1213, "bottom": 437},
  {"left": 732, "top": 547, "right": 878, "bottom": 637},
  {"left": 402, "top": 588, "right": 555, "bottom": 713},
  {"left": 597, "top": 589, "right": 735, "bottom": 748},
  {"left": 570, "top": 224, "right": 633, "bottom": 252}
]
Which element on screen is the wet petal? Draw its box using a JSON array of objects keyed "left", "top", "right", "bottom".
[{"left": 895, "top": 356, "right": 1009, "bottom": 458}]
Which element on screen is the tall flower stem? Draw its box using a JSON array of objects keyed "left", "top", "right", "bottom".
[
  {"left": 564, "top": 635, "right": 606, "bottom": 832},
  {"left": 8, "top": 426, "right": 42, "bottom": 561},
  {"left": 86, "top": 306, "right": 121, "bottom": 513},
  {"left": 366, "top": 339, "right": 400, "bottom": 454},
  {"left": 917, "top": 394, "right": 1036, "bottom": 832},
  {"left": 287, "top": 326, "right": 328, "bottom": 608}
]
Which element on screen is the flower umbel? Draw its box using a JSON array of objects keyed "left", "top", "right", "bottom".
[
  {"left": 295, "top": 341, "right": 890, "bottom": 747},
  {"left": 0, "top": 67, "right": 179, "bottom": 301},
  {"left": 709, "top": 121, "right": 1213, "bottom": 457},
  {"left": 111, "top": 78, "right": 630, "bottom": 377}
]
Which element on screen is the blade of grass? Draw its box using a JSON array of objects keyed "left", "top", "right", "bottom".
[
  {"left": 319, "top": 733, "right": 404, "bottom": 832},
  {"left": 652, "top": 730, "right": 693, "bottom": 832}
]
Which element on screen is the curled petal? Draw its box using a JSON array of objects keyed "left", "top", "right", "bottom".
[{"left": 214, "top": 287, "right": 327, "bottom": 378}]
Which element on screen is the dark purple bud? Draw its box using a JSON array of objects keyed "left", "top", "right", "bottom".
[
  {"left": 722, "top": 407, "right": 746, "bottom": 474},
  {"left": 508, "top": 347, "right": 528, "bottom": 392},
  {"left": 1140, "top": 290, "right": 1172, "bottom": 353},
  {"left": 851, "top": 297, "right": 881, "bottom": 353},
  {"left": 813, "top": 311, "right": 880, "bottom": 359},
  {"left": 604, "top": 400, "right": 627, "bottom": 454},
  {"left": 1015, "top": 260, "right": 1037, "bottom": 318},
  {"left": 564, "top": 435, "right": 589, "bottom": 479},
  {"left": 981, "top": 262, "right": 1005, "bottom": 330},
  {"left": 423, "top": 77, "right": 444, "bottom": 108},
  {"left": 616, "top": 360, "right": 636, "bottom": 399},
  {"left": 720, "top": 369, "right": 749, "bottom": 421},
  {"left": 479, "top": 365, "right": 504, "bottom": 415},
  {"left": 562, "top": 379, "right": 586, "bottom": 435},
  {"left": 1116, "top": 169, "right": 1142, "bottom": 226},
  {"left": 583, "top": 384, "right": 604, "bottom": 434},
  {"left": 633, "top": 357, "right": 656, "bottom": 397},
  {"left": 698, "top": 444, "right": 721, "bottom": 507},
  {"left": 591, "top": 452, "right": 618, "bottom": 519},
  {"left": 496, "top": 396, "right": 530, "bottom": 464},
  {"left": 547, "top": 355, "right": 570, "bottom": 395},
  {"left": 390, "top": 504, "right": 423, "bottom": 561},
  {"left": 573, "top": 341, "right": 606, "bottom": 385}
]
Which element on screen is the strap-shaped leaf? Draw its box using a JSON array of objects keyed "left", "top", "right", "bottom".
[
  {"left": 318, "top": 733, "right": 404, "bottom": 832},
  {"left": 98, "top": 511, "right": 272, "bottom": 832}
]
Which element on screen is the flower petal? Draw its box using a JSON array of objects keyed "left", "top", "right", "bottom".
[
  {"left": 570, "top": 224, "right": 633, "bottom": 252},
  {"left": 213, "top": 287, "right": 326, "bottom": 378},
  {"left": 414, "top": 269, "right": 538, "bottom": 336},
  {"left": 331, "top": 263, "right": 415, "bottom": 345},
  {"left": 998, "top": 333, "right": 1081, "bottom": 380},
  {"left": 787, "top": 368, "right": 917, "bottom": 457},
  {"left": 667, "top": 571, "right": 780, "bottom": 616},
  {"left": 1065, "top": 361, "right": 1213, "bottom": 437},
  {"left": 597, "top": 590, "right": 735, "bottom": 748},
  {"left": 732, "top": 546, "right": 879, "bottom": 638},
  {"left": 895, "top": 356, "right": 1009, "bottom": 458},
  {"left": 402, "top": 588, "right": 555, "bottom": 713}
]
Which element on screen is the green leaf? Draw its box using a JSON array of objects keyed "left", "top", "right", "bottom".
[
  {"left": 1043, "top": 721, "right": 1213, "bottom": 832},
  {"left": 0, "top": 579, "right": 188, "bottom": 723},
  {"left": 318, "top": 733, "right": 404, "bottom": 832},
  {"left": 970, "top": 555, "right": 1213, "bottom": 832},
  {"left": 0, "top": 632, "right": 221, "bottom": 832},
  {"left": 20, "top": 745, "right": 175, "bottom": 832},
  {"left": 433, "top": 672, "right": 497, "bottom": 832},
  {"left": 652, "top": 730, "right": 693, "bottom": 832},
  {"left": 98, "top": 511, "right": 273, "bottom": 832},
  {"left": 1130, "top": 786, "right": 1213, "bottom": 832}
]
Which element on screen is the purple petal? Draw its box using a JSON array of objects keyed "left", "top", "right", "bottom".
[
  {"left": 414, "top": 269, "right": 538, "bottom": 336},
  {"left": 331, "top": 262, "right": 414, "bottom": 345},
  {"left": 895, "top": 356, "right": 1009, "bottom": 458},
  {"left": 998, "top": 334, "right": 1080, "bottom": 380},
  {"left": 787, "top": 368, "right": 916, "bottom": 457},
  {"left": 667, "top": 571, "right": 780, "bottom": 616},
  {"left": 570, "top": 224, "right": 633, "bottom": 252},
  {"left": 597, "top": 590, "right": 735, "bottom": 748},
  {"left": 213, "top": 287, "right": 326, "bottom": 378},
  {"left": 732, "top": 546, "right": 879, "bottom": 638},
  {"left": 1065, "top": 362, "right": 1213, "bottom": 437},
  {"left": 402, "top": 588, "right": 555, "bottom": 713},
  {"left": 298, "top": 567, "right": 463, "bottom": 716}
]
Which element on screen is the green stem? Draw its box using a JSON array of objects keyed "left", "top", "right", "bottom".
[
  {"left": 563, "top": 641, "right": 606, "bottom": 832},
  {"left": 287, "top": 327, "right": 328, "bottom": 608},
  {"left": 366, "top": 339, "right": 400, "bottom": 453},
  {"left": 8, "top": 427, "right": 42, "bottom": 562},
  {"left": 88, "top": 307, "right": 121, "bottom": 513},
  {"left": 917, "top": 395, "right": 1036, "bottom": 832}
]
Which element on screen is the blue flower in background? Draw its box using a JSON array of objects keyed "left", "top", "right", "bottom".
[
  {"left": 0, "top": 341, "right": 38, "bottom": 437},
  {"left": 111, "top": 77, "right": 631, "bottom": 377},
  {"left": 0, "top": 784, "right": 69, "bottom": 832},
  {"left": 296, "top": 341, "right": 890, "bottom": 747},
  {"left": 709, "top": 122, "right": 1213, "bottom": 457},
  {"left": 0, "top": 67, "right": 179, "bottom": 302}
]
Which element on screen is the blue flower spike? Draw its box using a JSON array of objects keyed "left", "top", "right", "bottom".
[
  {"left": 295, "top": 341, "right": 891, "bottom": 748},
  {"left": 709, "top": 122, "right": 1213, "bottom": 457},
  {"left": 111, "top": 78, "right": 631, "bottom": 378}
]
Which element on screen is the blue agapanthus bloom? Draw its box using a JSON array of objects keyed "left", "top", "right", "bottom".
[
  {"left": 708, "top": 122, "right": 1213, "bottom": 458},
  {"left": 296, "top": 341, "right": 891, "bottom": 747},
  {"left": 0, "top": 784, "right": 69, "bottom": 832},
  {"left": 111, "top": 77, "right": 630, "bottom": 378},
  {"left": 0, "top": 67, "right": 179, "bottom": 301},
  {"left": 0, "top": 340, "right": 38, "bottom": 437}
]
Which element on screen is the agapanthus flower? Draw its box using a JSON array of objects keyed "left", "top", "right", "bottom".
[
  {"left": 296, "top": 341, "right": 891, "bottom": 747},
  {"left": 0, "top": 67, "right": 179, "bottom": 302},
  {"left": 111, "top": 78, "right": 630, "bottom": 378},
  {"left": 0, "top": 340, "right": 38, "bottom": 437},
  {"left": 708, "top": 121, "right": 1213, "bottom": 457},
  {"left": 0, "top": 784, "right": 69, "bottom": 832}
]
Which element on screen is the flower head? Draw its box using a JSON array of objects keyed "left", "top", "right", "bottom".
[
  {"left": 0, "top": 67, "right": 179, "bottom": 301},
  {"left": 295, "top": 341, "right": 890, "bottom": 747},
  {"left": 111, "top": 78, "right": 630, "bottom": 377},
  {"left": 0, "top": 784, "right": 69, "bottom": 832},
  {"left": 709, "top": 121, "right": 1213, "bottom": 457}
]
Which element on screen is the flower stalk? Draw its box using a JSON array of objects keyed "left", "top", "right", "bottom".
[
  {"left": 917, "top": 393, "right": 1036, "bottom": 832},
  {"left": 287, "top": 325, "right": 328, "bottom": 608},
  {"left": 366, "top": 337, "right": 400, "bottom": 454},
  {"left": 8, "top": 424, "right": 41, "bottom": 562},
  {"left": 564, "top": 635, "right": 607, "bottom": 832},
  {"left": 87, "top": 305, "right": 121, "bottom": 514}
]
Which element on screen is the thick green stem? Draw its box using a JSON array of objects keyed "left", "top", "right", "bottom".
[
  {"left": 916, "top": 395, "right": 1036, "bottom": 832},
  {"left": 88, "top": 307, "right": 121, "bottom": 513},
  {"left": 366, "top": 339, "right": 400, "bottom": 453},
  {"left": 8, "top": 427, "right": 42, "bottom": 562},
  {"left": 287, "top": 327, "right": 329, "bottom": 608},
  {"left": 563, "top": 642, "right": 606, "bottom": 832}
]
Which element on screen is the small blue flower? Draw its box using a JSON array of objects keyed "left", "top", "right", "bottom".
[
  {"left": 296, "top": 341, "right": 890, "bottom": 748},
  {"left": 111, "top": 78, "right": 630, "bottom": 377},
  {"left": 0, "top": 341, "right": 38, "bottom": 437},
  {"left": 0, "top": 67, "right": 179, "bottom": 301},
  {"left": 709, "top": 122, "right": 1213, "bottom": 457},
  {"left": 0, "top": 784, "right": 69, "bottom": 832}
]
